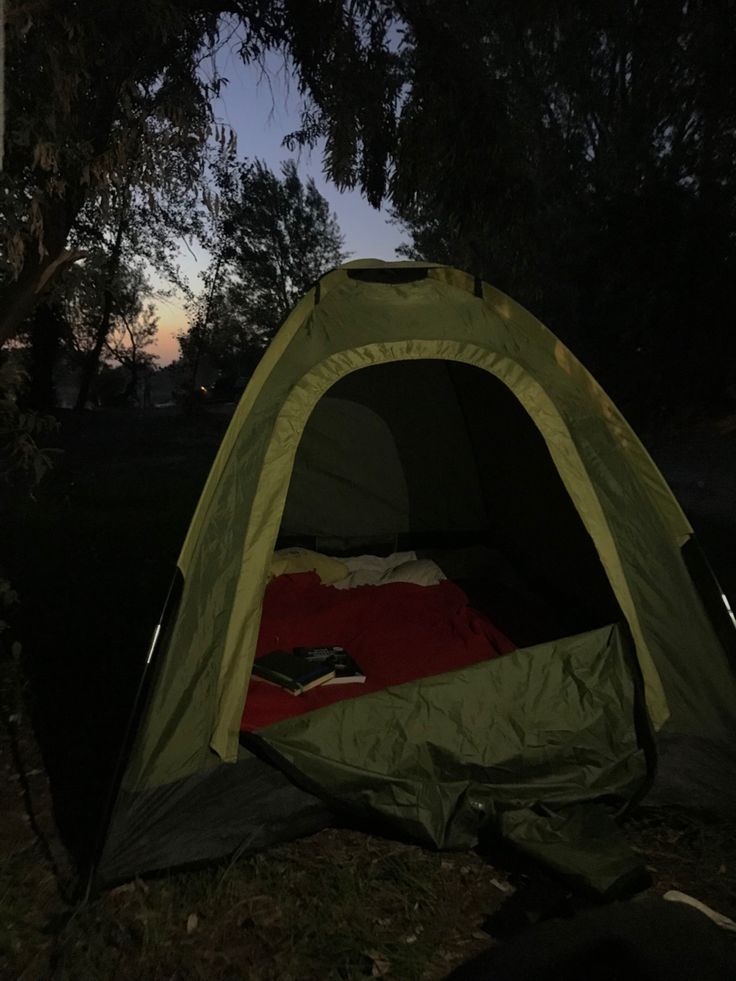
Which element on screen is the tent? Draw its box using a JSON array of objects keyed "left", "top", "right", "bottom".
[{"left": 92, "top": 260, "right": 736, "bottom": 894}]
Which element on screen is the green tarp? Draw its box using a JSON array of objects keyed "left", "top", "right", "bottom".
[{"left": 249, "top": 623, "right": 648, "bottom": 893}]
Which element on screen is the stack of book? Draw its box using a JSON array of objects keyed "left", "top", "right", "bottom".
[{"left": 252, "top": 646, "right": 366, "bottom": 695}]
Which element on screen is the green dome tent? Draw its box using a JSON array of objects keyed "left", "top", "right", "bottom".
[{"left": 92, "top": 261, "right": 736, "bottom": 895}]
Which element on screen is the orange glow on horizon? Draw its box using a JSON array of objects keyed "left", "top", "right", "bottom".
[{"left": 154, "top": 302, "right": 186, "bottom": 365}]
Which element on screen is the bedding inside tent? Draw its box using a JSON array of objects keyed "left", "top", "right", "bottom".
[
  {"left": 241, "top": 360, "right": 628, "bottom": 734},
  {"left": 241, "top": 569, "right": 516, "bottom": 731}
]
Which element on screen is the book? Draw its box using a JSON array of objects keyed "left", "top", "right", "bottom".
[
  {"left": 252, "top": 650, "right": 335, "bottom": 695},
  {"left": 293, "top": 646, "right": 367, "bottom": 685}
]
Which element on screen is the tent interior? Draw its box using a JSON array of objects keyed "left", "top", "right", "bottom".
[{"left": 240, "top": 359, "right": 627, "bottom": 734}]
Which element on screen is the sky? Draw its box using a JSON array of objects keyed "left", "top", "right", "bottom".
[{"left": 153, "top": 44, "right": 404, "bottom": 363}]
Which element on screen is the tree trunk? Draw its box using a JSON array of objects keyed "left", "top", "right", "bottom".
[
  {"left": 0, "top": 187, "right": 86, "bottom": 347},
  {"left": 0, "top": 258, "right": 58, "bottom": 347},
  {"left": 74, "top": 285, "right": 116, "bottom": 410},
  {"left": 23, "top": 302, "right": 64, "bottom": 410},
  {"left": 124, "top": 361, "right": 139, "bottom": 403},
  {"left": 74, "top": 187, "right": 130, "bottom": 410},
  {"left": 187, "top": 252, "right": 224, "bottom": 400}
]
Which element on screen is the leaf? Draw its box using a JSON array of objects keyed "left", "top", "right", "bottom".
[
  {"left": 109, "top": 881, "right": 136, "bottom": 896},
  {"left": 490, "top": 877, "right": 514, "bottom": 894},
  {"left": 366, "top": 950, "right": 391, "bottom": 977}
]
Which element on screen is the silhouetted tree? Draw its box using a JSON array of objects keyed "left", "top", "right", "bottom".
[
  {"left": 385, "top": 1, "right": 736, "bottom": 421},
  {"left": 0, "top": 1, "right": 400, "bottom": 345},
  {"left": 180, "top": 158, "right": 345, "bottom": 382},
  {"left": 105, "top": 304, "right": 160, "bottom": 404}
]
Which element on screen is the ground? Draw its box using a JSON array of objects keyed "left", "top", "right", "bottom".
[{"left": 1, "top": 407, "right": 735, "bottom": 980}]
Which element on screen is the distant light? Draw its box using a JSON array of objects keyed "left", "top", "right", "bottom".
[
  {"left": 721, "top": 592, "right": 736, "bottom": 630},
  {"left": 200, "top": 385, "right": 208, "bottom": 393}
]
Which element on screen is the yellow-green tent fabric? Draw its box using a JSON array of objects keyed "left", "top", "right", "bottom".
[{"left": 94, "top": 261, "right": 736, "bottom": 891}]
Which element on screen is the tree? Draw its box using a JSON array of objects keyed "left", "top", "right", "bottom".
[
  {"left": 4, "top": 0, "right": 734, "bottom": 423},
  {"left": 59, "top": 258, "right": 155, "bottom": 406},
  {"left": 20, "top": 302, "right": 67, "bottom": 411},
  {"left": 178, "top": 245, "right": 234, "bottom": 398},
  {"left": 0, "top": 0, "right": 222, "bottom": 344},
  {"left": 0, "top": 1, "right": 402, "bottom": 347},
  {"left": 0, "top": 359, "right": 57, "bottom": 486},
  {"left": 182, "top": 157, "right": 345, "bottom": 383},
  {"left": 273, "top": 0, "right": 735, "bottom": 420},
  {"left": 69, "top": 110, "right": 211, "bottom": 409},
  {"left": 383, "top": 1, "right": 736, "bottom": 422},
  {"left": 223, "top": 158, "right": 345, "bottom": 333},
  {"left": 105, "top": 304, "right": 160, "bottom": 405}
]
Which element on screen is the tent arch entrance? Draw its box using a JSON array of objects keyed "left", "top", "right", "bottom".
[{"left": 211, "top": 340, "right": 667, "bottom": 761}]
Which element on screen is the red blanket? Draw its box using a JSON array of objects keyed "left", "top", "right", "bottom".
[{"left": 241, "top": 572, "right": 515, "bottom": 732}]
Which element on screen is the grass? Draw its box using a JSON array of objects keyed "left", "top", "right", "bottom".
[
  {"left": 628, "top": 808, "right": 736, "bottom": 921},
  {"left": 1, "top": 715, "right": 509, "bottom": 980},
  {"left": 64, "top": 837, "right": 506, "bottom": 981},
  {"left": 2, "top": 708, "right": 734, "bottom": 981},
  {"left": 2, "top": 406, "right": 736, "bottom": 979}
]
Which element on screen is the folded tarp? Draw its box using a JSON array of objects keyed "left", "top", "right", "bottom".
[{"left": 247, "top": 623, "right": 649, "bottom": 894}]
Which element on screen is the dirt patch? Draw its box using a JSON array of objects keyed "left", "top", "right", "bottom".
[{"left": 628, "top": 807, "right": 736, "bottom": 920}]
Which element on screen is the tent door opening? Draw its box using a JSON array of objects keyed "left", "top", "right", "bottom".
[
  {"left": 280, "top": 359, "right": 622, "bottom": 641},
  {"left": 239, "top": 362, "right": 648, "bottom": 891},
  {"left": 241, "top": 359, "right": 626, "bottom": 736}
]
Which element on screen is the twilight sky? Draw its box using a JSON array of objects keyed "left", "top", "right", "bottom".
[{"left": 154, "top": 45, "right": 404, "bottom": 363}]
